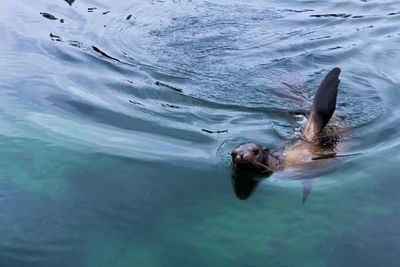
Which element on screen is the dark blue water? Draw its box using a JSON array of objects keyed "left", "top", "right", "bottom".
[{"left": 1, "top": 0, "right": 400, "bottom": 266}]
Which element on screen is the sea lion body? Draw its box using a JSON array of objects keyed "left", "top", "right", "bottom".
[
  {"left": 282, "top": 115, "right": 349, "bottom": 169},
  {"left": 231, "top": 67, "right": 345, "bottom": 201},
  {"left": 232, "top": 68, "right": 345, "bottom": 180}
]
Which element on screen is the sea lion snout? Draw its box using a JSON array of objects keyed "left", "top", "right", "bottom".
[
  {"left": 231, "top": 150, "right": 252, "bottom": 164},
  {"left": 231, "top": 143, "right": 266, "bottom": 171}
]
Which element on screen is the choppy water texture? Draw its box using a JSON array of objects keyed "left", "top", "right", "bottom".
[{"left": 1, "top": 0, "right": 400, "bottom": 266}]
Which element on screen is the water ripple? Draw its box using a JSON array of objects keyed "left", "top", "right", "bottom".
[{"left": 0, "top": 1, "right": 400, "bottom": 186}]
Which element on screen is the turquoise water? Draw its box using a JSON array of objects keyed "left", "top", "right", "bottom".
[{"left": 1, "top": 0, "right": 400, "bottom": 266}]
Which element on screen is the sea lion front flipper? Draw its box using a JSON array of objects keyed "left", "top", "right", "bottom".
[
  {"left": 301, "top": 179, "right": 312, "bottom": 204},
  {"left": 302, "top": 67, "right": 341, "bottom": 142}
]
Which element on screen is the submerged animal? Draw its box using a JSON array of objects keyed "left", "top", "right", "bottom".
[{"left": 231, "top": 67, "right": 347, "bottom": 201}]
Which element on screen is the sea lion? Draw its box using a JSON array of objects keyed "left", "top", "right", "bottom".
[{"left": 231, "top": 67, "right": 344, "bottom": 201}]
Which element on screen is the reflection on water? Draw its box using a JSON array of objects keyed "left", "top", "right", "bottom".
[
  {"left": 231, "top": 172, "right": 267, "bottom": 200},
  {"left": 1, "top": 0, "right": 400, "bottom": 266}
]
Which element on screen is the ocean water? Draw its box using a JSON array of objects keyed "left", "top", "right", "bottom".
[{"left": 1, "top": 0, "right": 400, "bottom": 266}]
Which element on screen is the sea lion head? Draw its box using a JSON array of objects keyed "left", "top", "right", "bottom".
[{"left": 231, "top": 143, "right": 272, "bottom": 174}]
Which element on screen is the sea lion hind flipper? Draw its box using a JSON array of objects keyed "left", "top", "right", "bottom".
[{"left": 302, "top": 67, "right": 341, "bottom": 141}]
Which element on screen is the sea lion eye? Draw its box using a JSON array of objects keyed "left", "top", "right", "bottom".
[{"left": 253, "top": 149, "right": 259, "bottom": 155}]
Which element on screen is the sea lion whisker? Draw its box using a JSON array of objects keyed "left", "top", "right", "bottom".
[
  {"left": 250, "top": 160, "right": 274, "bottom": 173},
  {"left": 334, "top": 152, "right": 363, "bottom": 158},
  {"left": 311, "top": 152, "right": 362, "bottom": 161}
]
